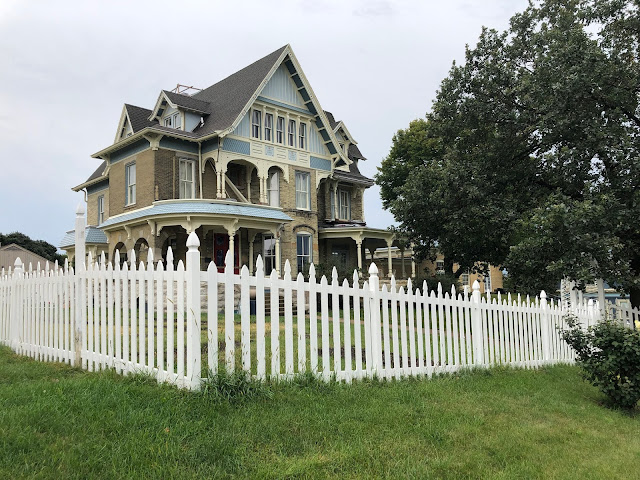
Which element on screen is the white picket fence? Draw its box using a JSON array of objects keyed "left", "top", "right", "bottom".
[{"left": 1, "top": 210, "right": 623, "bottom": 391}]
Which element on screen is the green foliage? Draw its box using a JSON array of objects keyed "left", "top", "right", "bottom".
[
  {"left": 312, "top": 258, "right": 367, "bottom": 285},
  {"left": 0, "top": 231, "right": 66, "bottom": 265},
  {"left": 201, "top": 368, "right": 272, "bottom": 403},
  {"left": 375, "top": 0, "right": 640, "bottom": 306},
  {"left": 562, "top": 316, "right": 640, "bottom": 409},
  {"left": 415, "top": 271, "right": 460, "bottom": 295}
]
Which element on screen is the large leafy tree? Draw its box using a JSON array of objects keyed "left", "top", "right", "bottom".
[
  {"left": 376, "top": 0, "right": 640, "bottom": 306},
  {"left": 0, "top": 232, "right": 66, "bottom": 265}
]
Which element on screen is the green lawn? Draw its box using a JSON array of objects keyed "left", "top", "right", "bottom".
[{"left": 1, "top": 345, "right": 638, "bottom": 479}]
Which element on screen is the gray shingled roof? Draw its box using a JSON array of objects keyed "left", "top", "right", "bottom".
[
  {"left": 333, "top": 161, "right": 374, "bottom": 187},
  {"left": 190, "top": 45, "right": 288, "bottom": 136},
  {"left": 60, "top": 226, "right": 108, "bottom": 248},
  {"left": 323, "top": 110, "right": 366, "bottom": 161},
  {"left": 163, "top": 91, "right": 211, "bottom": 114},
  {"left": 125, "top": 104, "right": 155, "bottom": 132},
  {"left": 83, "top": 160, "right": 107, "bottom": 184}
]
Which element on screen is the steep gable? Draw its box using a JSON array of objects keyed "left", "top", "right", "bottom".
[{"left": 259, "top": 64, "right": 307, "bottom": 108}]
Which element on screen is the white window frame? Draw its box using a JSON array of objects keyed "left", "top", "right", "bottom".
[
  {"left": 436, "top": 260, "right": 445, "bottom": 274},
  {"left": 164, "top": 112, "right": 181, "bottom": 130},
  {"left": 267, "top": 170, "right": 279, "bottom": 207},
  {"left": 338, "top": 189, "right": 351, "bottom": 220},
  {"left": 276, "top": 116, "right": 284, "bottom": 144},
  {"left": 288, "top": 119, "right": 296, "bottom": 147},
  {"left": 97, "top": 195, "right": 105, "bottom": 225},
  {"left": 461, "top": 272, "right": 470, "bottom": 288},
  {"left": 296, "top": 233, "right": 312, "bottom": 273},
  {"left": 484, "top": 271, "right": 492, "bottom": 293},
  {"left": 179, "top": 158, "right": 196, "bottom": 199},
  {"left": 251, "top": 109, "right": 262, "bottom": 139},
  {"left": 125, "top": 162, "right": 136, "bottom": 206},
  {"left": 264, "top": 113, "right": 273, "bottom": 142},
  {"left": 263, "top": 234, "right": 278, "bottom": 275},
  {"left": 295, "top": 171, "right": 310, "bottom": 210},
  {"left": 299, "top": 122, "right": 306, "bottom": 150}
]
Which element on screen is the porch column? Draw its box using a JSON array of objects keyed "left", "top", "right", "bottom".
[
  {"left": 387, "top": 241, "right": 393, "bottom": 279},
  {"left": 411, "top": 257, "right": 416, "bottom": 278},
  {"left": 356, "top": 240, "right": 363, "bottom": 271},
  {"left": 259, "top": 174, "right": 267, "bottom": 204},
  {"left": 216, "top": 169, "right": 222, "bottom": 198},
  {"left": 274, "top": 232, "right": 281, "bottom": 277},
  {"left": 227, "top": 227, "right": 236, "bottom": 269},
  {"left": 221, "top": 169, "right": 227, "bottom": 199},
  {"left": 248, "top": 232, "right": 257, "bottom": 274},
  {"left": 400, "top": 248, "right": 406, "bottom": 279}
]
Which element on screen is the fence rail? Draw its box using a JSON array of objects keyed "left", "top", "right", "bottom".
[{"left": 2, "top": 212, "right": 637, "bottom": 390}]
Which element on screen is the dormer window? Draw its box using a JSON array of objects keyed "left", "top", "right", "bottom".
[{"left": 164, "top": 112, "right": 182, "bottom": 130}]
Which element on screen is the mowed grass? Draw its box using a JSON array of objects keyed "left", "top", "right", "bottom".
[{"left": 1, "top": 346, "right": 639, "bottom": 479}]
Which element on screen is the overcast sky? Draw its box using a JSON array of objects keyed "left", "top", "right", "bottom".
[{"left": 0, "top": 0, "right": 529, "bottom": 249}]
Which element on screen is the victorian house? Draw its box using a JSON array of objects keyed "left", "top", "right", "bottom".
[{"left": 63, "top": 45, "right": 398, "bottom": 278}]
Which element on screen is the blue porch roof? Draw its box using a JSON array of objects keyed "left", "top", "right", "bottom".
[
  {"left": 99, "top": 201, "right": 292, "bottom": 228},
  {"left": 60, "top": 226, "right": 109, "bottom": 248}
]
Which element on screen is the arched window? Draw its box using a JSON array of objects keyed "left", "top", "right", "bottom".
[{"left": 268, "top": 170, "right": 279, "bottom": 207}]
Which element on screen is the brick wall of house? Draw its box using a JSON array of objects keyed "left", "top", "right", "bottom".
[
  {"left": 109, "top": 149, "right": 155, "bottom": 217},
  {"left": 86, "top": 188, "right": 109, "bottom": 227}
]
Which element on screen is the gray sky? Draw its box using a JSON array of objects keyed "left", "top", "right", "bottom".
[{"left": 0, "top": 0, "right": 528, "bottom": 249}]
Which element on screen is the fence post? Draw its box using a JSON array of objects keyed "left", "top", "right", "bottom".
[
  {"left": 368, "top": 262, "right": 382, "bottom": 376},
  {"left": 540, "top": 290, "right": 550, "bottom": 365},
  {"left": 471, "top": 280, "right": 484, "bottom": 366},
  {"left": 73, "top": 203, "right": 86, "bottom": 368},
  {"left": 10, "top": 257, "right": 23, "bottom": 351},
  {"left": 186, "top": 232, "right": 201, "bottom": 391}
]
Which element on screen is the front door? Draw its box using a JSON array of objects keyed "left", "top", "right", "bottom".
[{"left": 213, "top": 233, "right": 239, "bottom": 273}]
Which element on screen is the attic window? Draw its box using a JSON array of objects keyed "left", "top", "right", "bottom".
[{"left": 164, "top": 112, "right": 182, "bottom": 130}]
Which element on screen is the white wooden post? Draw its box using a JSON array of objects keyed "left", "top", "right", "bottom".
[
  {"left": 186, "top": 232, "right": 201, "bottom": 390},
  {"left": 368, "top": 262, "right": 382, "bottom": 375},
  {"left": 540, "top": 290, "right": 550, "bottom": 364},
  {"left": 471, "top": 280, "right": 484, "bottom": 366},
  {"left": 10, "top": 257, "right": 23, "bottom": 351},
  {"left": 73, "top": 203, "right": 86, "bottom": 367}
]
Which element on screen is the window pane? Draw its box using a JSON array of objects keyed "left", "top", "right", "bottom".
[{"left": 288, "top": 120, "right": 296, "bottom": 147}]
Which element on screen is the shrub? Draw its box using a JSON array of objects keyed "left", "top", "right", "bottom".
[
  {"left": 415, "top": 272, "right": 459, "bottom": 295},
  {"left": 561, "top": 315, "right": 640, "bottom": 409}
]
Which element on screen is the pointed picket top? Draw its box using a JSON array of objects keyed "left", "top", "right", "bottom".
[
  {"left": 391, "top": 275, "right": 397, "bottom": 293},
  {"left": 331, "top": 266, "right": 338, "bottom": 283},
  {"left": 207, "top": 260, "right": 215, "bottom": 272},
  {"left": 223, "top": 249, "right": 232, "bottom": 271},
  {"left": 284, "top": 259, "right": 291, "bottom": 278},
  {"left": 497, "top": 291, "right": 502, "bottom": 305},
  {"left": 256, "top": 254, "right": 264, "bottom": 274},
  {"left": 320, "top": 274, "right": 328, "bottom": 287},
  {"left": 45, "top": 260, "right": 50, "bottom": 275},
  {"left": 526, "top": 294, "right": 530, "bottom": 307},
  {"left": 106, "top": 260, "right": 113, "bottom": 273},
  {"left": 64, "top": 258, "right": 69, "bottom": 273},
  {"left": 382, "top": 283, "right": 388, "bottom": 294},
  {"left": 166, "top": 247, "right": 174, "bottom": 269},
  {"left": 540, "top": 290, "right": 547, "bottom": 302},
  {"left": 177, "top": 259, "right": 185, "bottom": 272},
  {"left": 486, "top": 289, "right": 491, "bottom": 301},
  {"left": 472, "top": 280, "right": 480, "bottom": 292},
  {"left": 297, "top": 271, "right": 304, "bottom": 283},
  {"left": 139, "top": 260, "right": 146, "bottom": 272},
  {"left": 100, "top": 251, "right": 106, "bottom": 267},
  {"left": 28, "top": 262, "right": 33, "bottom": 273},
  {"left": 429, "top": 288, "right": 436, "bottom": 298},
  {"left": 451, "top": 284, "right": 456, "bottom": 297},
  {"left": 87, "top": 251, "right": 93, "bottom": 268},
  {"left": 269, "top": 267, "right": 278, "bottom": 281},
  {"left": 187, "top": 231, "right": 200, "bottom": 249},
  {"left": 308, "top": 262, "right": 315, "bottom": 279},
  {"left": 122, "top": 260, "right": 128, "bottom": 273},
  {"left": 445, "top": 291, "right": 451, "bottom": 301},
  {"left": 407, "top": 277, "right": 412, "bottom": 293},
  {"left": 130, "top": 249, "right": 137, "bottom": 271},
  {"left": 352, "top": 269, "right": 359, "bottom": 287},
  {"left": 507, "top": 292, "right": 512, "bottom": 304},
  {"left": 437, "top": 282, "right": 443, "bottom": 296},
  {"left": 342, "top": 277, "right": 349, "bottom": 289},
  {"left": 368, "top": 262, "right": 378, "bottom": 276},
  {"left": 147, "top": 247, "right": 154, "bottom": 266},
  {"left": 241, "top": 264, "right": 249, "bottom": 277},
  {"left": 517, "top": 293, "right": 522, "bottom": 306},
  {"left": 157, "top": 258, "right": 165, "bottom": 272},
  {"left": 399, "top": 285, "right": 405, "bottom": 295}
]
